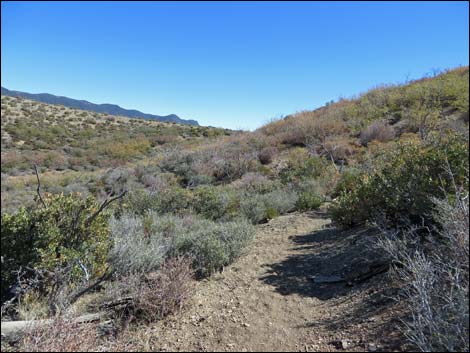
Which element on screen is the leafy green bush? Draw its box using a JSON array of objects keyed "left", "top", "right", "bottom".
[
  {"left": 331, "top": 169, "right": 363, "bottom": 198},
  {"left": 121, "top": 187, "right": 194, "bottom": 216},
  {"left": 1, "top": 193, "right": 110, "bottom": 301},
  {"left": 191, "top": 186, "right": 236, "bottom": 221},
  {"left": 296, "top": 191, "right": 323, "bottom": 211},
  {"left": 280, "top": 149, "right": 328, "bottom": 184},
  {"left": 331, "top": 136, "right": 469, "bottom": 228},
  {"left": 265, "top": 207, "right": 280, "bottom": 220}
]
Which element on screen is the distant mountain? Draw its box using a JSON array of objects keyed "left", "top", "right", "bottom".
[{"left": 1, "top": 87, "right": 199, "bottom": 126}]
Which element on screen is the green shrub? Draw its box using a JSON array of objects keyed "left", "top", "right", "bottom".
[
  {"left": 1, "top": 193, "right": 110, "bottom": 301},
  {"left": 331, "top": 136, "right": 469, "bottom": 228},
  {"left": 239, "top": 189, "right": 298, "bottom": 223},
  {"left": 331, "top": 169, "right": 363, "bottom": 198},
  {"left": 239, "top": 194, "right": 267, "bottom": 224},
  {"left": 170, "top": 216, "right": 255, "bottom": 277},
  {"left": 296, "top": 191, "right": 323, "bottom": 211},
  {"left": 280, "top": 149, "right": 328, "bottom": 184},
  {"left": 192, "top": 186, "right": 234, "bottom": 220},
  {"left": 265, "top": 207, "right": 280, "bottom": 220},
  {"left": 122, "top": 187, "right": 193, "bottom": 216}
]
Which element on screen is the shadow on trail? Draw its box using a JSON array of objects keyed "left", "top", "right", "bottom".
[
  {"left": 260, "top": 225, "right": 383, "bottom": 301},
  {"left": 260, "top": 221, "right": 405, "bottom": 350}
]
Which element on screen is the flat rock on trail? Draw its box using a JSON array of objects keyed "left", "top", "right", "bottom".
[{"left": 148, "top": 212, "right": 403, "bottom": 352}]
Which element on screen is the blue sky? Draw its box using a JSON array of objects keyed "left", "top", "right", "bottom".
[{"left": 1, "top": 1, "right": 469, "bottom": 130}]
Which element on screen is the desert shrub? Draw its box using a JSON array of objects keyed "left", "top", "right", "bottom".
[
  {"left": 296, "top": 191, "right": 323, "bottom": 211},
  {"left": 239, "top": 194, "right": 267, "bottom": 224},
  {"left": 19, "top": 316, "right": 102, "bottom": 352},
  {"left": 258, "top": 146, "right": 278, "bottom": 165},
  {"left": 109, "top": 214, "right": 168, "bottom": 276},
  {"left": 1, "top": 193, "right": 111, "bottom": 303},
  {"left": 262, "top": 188, "right": 298, "bottom": 214},
  {"left": 63, "top": 183, "right": 90, "bottom": 197},
  {"left": 105, "top": 256, "right": 195, "bottom": 324},
  {"left": 360, "top": 121, "right": 395, "bottom": 146},
  {"left": 264, "top": 207, "right": 279, "bottom": 219},
  {"left": 130, "top": 256, "right": 194, "bottom": 322},
  {"left": 121, "top": 187, "right": 193, "bottom": 216},
  {"left": 231, "top": 172, "right": 280, "bottom": 194},
  {"left": 377, "top": 188, "right": 469, "bottom": 352},
  {"left": 110, "top": 212, "right": 255, "bottom": 278},
  {"left": 158, "top": 148, "right": 198, "bottom": 185},
  {"left": 170, "top": 217, "right": 255, "bottom": 277},
  {"left": 239, "top": 188, "right": 298, "bottom": 223},
  {"left": 280, "top": 149, "right": 328, "bottom": 184},
  {"left": 152, "top": 133, "right": 180, "bottom": 145},
  {"left": 212, "top": 153, "right": 259, "bottom": 183},
  {"left": 331, "top": 168, "right": 363, "bottom": 198},
  {"left": 155, "top": 187, "right": 194, "bottom": 214},
  {"left": 331, "top": 136, "right": 469, "bottom": 228},
  {"left": 99, "top": 137, "right": 151, "bottom": 160},
  {"left": 360, "top": 121, "right": 396, "bottom": 146},
  {"left": 263, "top": 110, "right": 348, "bottom": 147},
  {"left": 320, "top": 137, "right": 357, "bottom": 164},
  {"left": 191, "top": 186, "right": 237, "bottom": 221}
]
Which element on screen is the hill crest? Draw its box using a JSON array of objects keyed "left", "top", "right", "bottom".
[{"left": 1, "top": 87, "right": 199, "bottom": 126}]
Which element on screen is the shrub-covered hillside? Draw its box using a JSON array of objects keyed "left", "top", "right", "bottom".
[
  {"left": 1, "top": 66, "right": 468, "bottom": 352},
  {"left": 1, "top": 95, "right": 232, "bottom": 175}
]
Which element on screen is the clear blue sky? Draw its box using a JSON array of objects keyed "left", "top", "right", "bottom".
[{"left": 1, "top": 1, "right": 469, "bottom": 130}]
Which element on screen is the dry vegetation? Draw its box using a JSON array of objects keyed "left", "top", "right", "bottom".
[{"left": 1, "top": 66, "right": 468, "bottom": 352}]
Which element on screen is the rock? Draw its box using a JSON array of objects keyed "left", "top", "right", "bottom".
[
  {"left": 367, "top": 343, "right": 378, "bottom": 352},
  {"left": 242, "top": 322, "right": 250, "bottom": 327},
  {"left": 97, "top": 320, "right": 116, "bottom": 337},
  {"left": 330, "top": 339, "right": 350, "bottom": 350}
]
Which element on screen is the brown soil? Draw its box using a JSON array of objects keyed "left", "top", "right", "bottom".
[{"left": 141, "top": 212, "right": 406, "bottom": 352}]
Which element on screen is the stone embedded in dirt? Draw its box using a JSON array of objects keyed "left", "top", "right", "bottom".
[
  {"left": 97, "top": 320, "right": 116, "bottom": 337},
  {"left": 367, "top": 343, "right": 378, "bottom": 351},
  {"left": 330, "top": 339, "right": 350, "bottom": 350}
]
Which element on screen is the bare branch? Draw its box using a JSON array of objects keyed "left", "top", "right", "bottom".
[
  {"left": 85, "top": 190, "right": 127, "bottom": 226},
  {"left": 69, "top": 268, "right": 115, "bottom": 305},
  {"left": 34, "top": 164, "right": 47, "bottom": 209}
]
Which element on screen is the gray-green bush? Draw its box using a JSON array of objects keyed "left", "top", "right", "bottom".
[
  {"left": 109, "top": 212, "right": 255, "bottom": 277},
  {"left": 239, "top": 188, "right": 298, "bottom": 223}
]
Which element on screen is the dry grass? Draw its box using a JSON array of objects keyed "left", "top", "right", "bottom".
[{"left": 19, "top": 317, "right": 102, "bottom": 352}]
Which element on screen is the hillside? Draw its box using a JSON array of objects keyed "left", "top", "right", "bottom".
[
  {"left": 1, "top": 87, "right": 199, "bottom": 125},
  {"left": 1, "top": 67, "right": 468, "bottom": 352},
  {"left": 1, "top": 94, "right": 230, "bottom": 174}
]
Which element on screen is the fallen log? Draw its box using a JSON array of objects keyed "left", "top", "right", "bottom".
[{"left": 1, "top": 312, "right": 106, "bottom": 341}]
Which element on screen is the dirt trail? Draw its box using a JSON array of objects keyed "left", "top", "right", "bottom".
[{"left": 149, "top": 212, "right": 404, "bottom": 352}]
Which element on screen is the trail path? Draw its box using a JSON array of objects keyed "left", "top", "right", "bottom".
[{"left": 150, "top": 212, "right": 404, "bottom": 352}]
